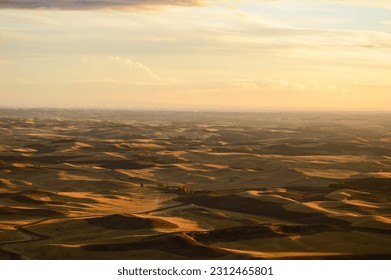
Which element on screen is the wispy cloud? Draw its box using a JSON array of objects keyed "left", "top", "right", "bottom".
[
  {"left": 71, "top": 56, "right": 182, "bottom": 85},
  {"left": 381, "top": 20, "right": 391, "bottom": 25},
  {"left": 231, "top": 78, "right": 341, "bottom": 94},
  {"left": 231, "top": 78, "right": 391, "bottom": 95},
  {"left": 124, "top": 58, "right": 162, "bottom": 81},
  {"left": 0, "top": 0, "right": 202, "bottom": 10},
  {"left": 324, "top": 0, "right": 391, "bottom": 9}
]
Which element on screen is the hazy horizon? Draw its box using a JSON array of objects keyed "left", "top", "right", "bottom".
[{"left": 1, "top": 106, "right": 391, "bottom": 113}]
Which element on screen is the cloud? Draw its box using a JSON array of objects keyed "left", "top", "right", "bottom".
[
  {"left": 382, "top": 20, "right": 391, "bottom": 25},
  {"left": 124, "top": 58, "right": 162, "bottom": 81},
  {"left": 319, "top": 0, "right": 391, "bottom": 9},
  {"left": 0, "top": 0, "right": 202, "bottom": 10},
  {"left": 70, "top": 56, "right": 183, "bottom": 85},
  {"left": 231, "top": 78, "right": 391, "bottom": 95},
  {"left": 231, "top": 78, "right": 332, "bottom": 93}
]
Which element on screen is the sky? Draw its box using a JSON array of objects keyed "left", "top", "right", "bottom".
[{"left": 0, "top": 0, "right": 390, "bottom": 111}]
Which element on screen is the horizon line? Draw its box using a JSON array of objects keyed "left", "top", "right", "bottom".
[{"left": 0, "top": 106, "right": 390, "bottom": 114}]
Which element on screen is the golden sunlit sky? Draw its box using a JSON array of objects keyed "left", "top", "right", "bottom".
[{"left": 1, "top": 0, "right": 390, "bottom": 111}]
